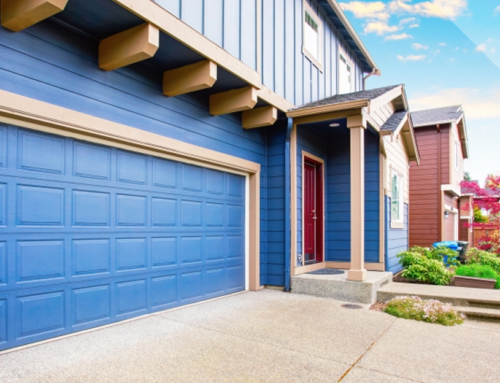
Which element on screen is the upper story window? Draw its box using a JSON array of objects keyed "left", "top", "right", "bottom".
[
  {"left": 391, "top": 171, "right": 404, "bottom": 223},
  {"left": 339, "top": 49, "right": 354, "bottom": 94},
  {"left": 302, "top": 2, "right": 323, "bottom": 70}
]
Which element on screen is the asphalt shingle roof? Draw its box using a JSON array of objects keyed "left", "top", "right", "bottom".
[
  {"left": 290, "top": 85, "right": 401, "bottom": 111},
  {"left": 380, "top": 110, "right": 408, "bottom": 132},
  {"left": 411, "top": 105, "right": 463, "bottom": 127}
]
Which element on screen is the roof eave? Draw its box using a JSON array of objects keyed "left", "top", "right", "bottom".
[{"left": 287, "top": 99, "right": 369, "bottom": 118}]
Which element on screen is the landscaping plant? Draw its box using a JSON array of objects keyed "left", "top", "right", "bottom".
[
  {"left": 397, "top": 246, "right": 457, "bottom": 285},
  {"left": 466, "top": 248, "right": 500, "bottom": 275},
  {"left": 384, "top": 296, "right": 464, "bottom": 326},
  {"left": 455, "top": 264, "right": 500, "bottom": 289}
]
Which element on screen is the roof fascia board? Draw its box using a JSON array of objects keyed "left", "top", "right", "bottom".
[
  {"left": 402, "top": 118, "right": 420, "bottom": 164},
  {"left": 412, "top": 117, "right": 463, "bottom": 128},
  {"left": 325, "top": 0, "right": 379, "bottom": 74},
  {"left": 391, "top": 112, "right": 409, "bottom": 137},
  {"left": 456, "top": 116, "right": 470, "bottom": 159},
  {"left": 287, "top": 99, "right": 368, "bottom": 118}
]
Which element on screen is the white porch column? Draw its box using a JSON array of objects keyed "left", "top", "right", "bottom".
[{"left": 347, "top": 116, "right": 367, "bottom": 282}]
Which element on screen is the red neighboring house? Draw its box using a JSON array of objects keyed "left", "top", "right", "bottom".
[{"left": 409, "top": 105, "right": 470, "bottom": 247}]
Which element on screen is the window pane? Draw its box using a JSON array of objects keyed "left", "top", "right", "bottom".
[{"left": 304, "top": 23, "right": 318, "bottom": 60}]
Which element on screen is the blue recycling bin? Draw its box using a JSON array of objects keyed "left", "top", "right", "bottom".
[{"left": 433, "top": 241, "right": 460, "bottom": 266}]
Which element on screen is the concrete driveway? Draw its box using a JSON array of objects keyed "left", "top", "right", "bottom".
[{"left": 1, "top": 289, "right": 500, "bottom": 383}]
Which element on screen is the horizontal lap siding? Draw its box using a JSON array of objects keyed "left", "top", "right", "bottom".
[
  {"left": 266, "top": 125, "right": 287, "bottom": 286},
  {"left": 386, "top": 198, "right": 408, "bottom": 273},
  {"left": 264, "top": 0, "right": 363, "bottom": 106},
  {"left": 0, "top": 20, "right": 269, "bottom": 283},
  {"left": 153, "top": 0, "right": 257, "bottom": 71},
  {"left": 325, "top": 128, "right": 379, "bottom": 263},
  {"left": 326, "top": 128, "right": 350, "bottom": 261},
  {"left": 364, "top": 130, "right": 380, "bottom": 263},
  {"left": 409, "top": 127, "right": 439, "bottom": 247}
]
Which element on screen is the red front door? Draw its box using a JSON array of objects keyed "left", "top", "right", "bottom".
[{"left": 304, "top": 162, "right": 317, "bottom": 264}]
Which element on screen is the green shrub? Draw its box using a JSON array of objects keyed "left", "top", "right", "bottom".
[
  {"left": 456, "top": 264, "right": 500, "bottom": 289},
  {"left": 466, "top": 248, "right": 500, "bottom": 274},
  {"left": 397, "top": 246, "right": 456, "bottom": 285},
  {"left": 385, "top": 296, "right": 464, "bottom": 326}
]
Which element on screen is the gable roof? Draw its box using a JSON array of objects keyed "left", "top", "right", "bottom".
[
  {"left": 411, "top": 105, "right": 463, "bottom": 127},
  {"left": 410, "top": 105, "right": 469, "bottom": 158},
  {"left": 380, "top": 110, "right": 408, "bottom": 133},
  {"left": 289, "top": 85, "right": 401, "bottom": 112}
]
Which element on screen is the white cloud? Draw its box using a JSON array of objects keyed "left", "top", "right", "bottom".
[
  {"left": 399, "top": 17, "right": 417, "bottom": 24},
  {"left": 386, "top": 33, "right": 413, "bottom": 41},
  {"left": 439, "top": 42, "right": 447, "bottom": 46},
  {"left": 364, "top": 21, "right": 400, "bottom": 35},
  {"left": 491, "top": 48, "right": 497, "bottom": 53},
  {"left": 476, "top": 43, "right": 487, "bottom": 52},
  {"left": 389, "top": 0, "right": 468, "bottom": 20},
  {"left": 412, "top": 43, "right": 429, "bottom": 50},
  {"left": 339, "top": 1, "right": 390, "bottom": 20},
  {"left": 495, "top": 6, "right": 500, "bottom": 14},
  {"left": 410, "top": 88, "right": 500, "bottom": 120},
  {"left": 397, "top": 54, "right": 427, "bottom": 61},
  {"left": 409, "top": 23, "right": 420, "bottom": 28}
]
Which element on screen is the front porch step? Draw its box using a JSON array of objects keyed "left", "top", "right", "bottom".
[
  {"left": 456, "top": 306, "right": 500, "bottom": 321},
  {"left": 378, "top": 282, "right": 500, "bottom": 309},
  {"left": 291, "top": 271, "right": 393, "bottom": 304}
]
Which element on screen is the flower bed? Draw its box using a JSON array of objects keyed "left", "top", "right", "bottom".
[{"left": 384, "top": 296, "right": 465, "bottom": 326}]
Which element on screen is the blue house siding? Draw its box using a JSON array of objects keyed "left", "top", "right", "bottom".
[
  {"left": 0, "top": 20, "right": 270, "bottom": 282},
  {"left": 364, "top": 129, "right": 380, "bottom": 263},
  {"left": 266, "top": 124, "right": 287, "bottom": 286},
  {"left": 153, "top": 0, "right": 257, "bottom": 71},
  {"left": 326, "top": 128, "right": 350, "bottom": 262},
  {"left": 386, "top": 197, "right": 409, "bottom": 273},
  {"left": 296, "top": 125, "right": 327, "bottom": 257},
  {"left": 263, "top": 0, "right": 364, "bottom": 106}
]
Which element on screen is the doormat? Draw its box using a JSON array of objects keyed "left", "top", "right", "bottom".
[{"left": 307, "top": 269, "right": 345, "bottom": 275}]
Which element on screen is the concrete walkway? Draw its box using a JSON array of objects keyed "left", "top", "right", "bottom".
[{"left": 1, "top": 289, "right": 500, "bottom": 383}]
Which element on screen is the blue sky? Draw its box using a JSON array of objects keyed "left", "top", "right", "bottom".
[{"left": 338, "top": 0, "right": 500, "bottom": 185}]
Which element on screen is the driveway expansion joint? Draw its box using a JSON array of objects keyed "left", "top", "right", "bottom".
[{"left": 337, "top": 317, "right": 396, "bottom": 382}]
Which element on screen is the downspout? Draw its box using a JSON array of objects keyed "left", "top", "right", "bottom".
[
  {"left": 284, "top": 118, "right": 293, "bottom": 292},
  {"left": 363, "top": 68, "right": 378, "bottom": 90}
]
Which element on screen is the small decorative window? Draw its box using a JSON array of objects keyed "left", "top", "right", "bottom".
[
  {"left": 302, "top": 2, "right": 322, "bottom": 70},
  {"left": 339, "top": 50, "right": 353, "bottom": 94},
  {"left": 391, "top": 171, "right": 403, "bottom": 223}
]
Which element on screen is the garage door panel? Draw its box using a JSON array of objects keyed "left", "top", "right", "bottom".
[{"left": 0, "top": 126, "right": 246, "bottom": 351}]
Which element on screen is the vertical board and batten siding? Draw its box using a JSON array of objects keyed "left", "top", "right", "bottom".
[
  {"left": 386, "top": 198, "right": 408, "bottom": 273},
  {"left": 409, "top": 127, "right": 440, "bottom": 247},
  {"left": 0, "top": 19, "right": 273, "bottom": 282},
  {"left": 261, "top": 0, "right": 364, "bottom": 106},
  {"left": 153, "top": 0, "right": 257, "bottom": 71},
  {"left": 266, "top": 125, "right": 287, "bottom": 285},
  {"left": 298, "top": 126, "right": 379, "bottom": 263}
]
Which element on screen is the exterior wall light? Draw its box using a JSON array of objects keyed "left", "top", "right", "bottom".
[
  {"left": 444, "top": 211, "right": 450, "bottom": 219},
  {"left": 329, "top": 123, "right": 340, "bottom": 127}
]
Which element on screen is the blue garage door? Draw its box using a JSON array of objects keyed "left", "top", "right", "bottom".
[{"left": 0, "top": 125, "right": 246, "bottom": 351}]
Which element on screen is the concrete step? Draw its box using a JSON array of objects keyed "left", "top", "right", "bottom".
[
  {"left": 456, "top": 306, "right": 500, "bottom": 321},
  {"left": 378, "top": 282, "right": 500, "bottom": 308}
]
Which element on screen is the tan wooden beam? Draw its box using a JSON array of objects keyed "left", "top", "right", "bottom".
[
  {"left": 209, "top": 86, "right": 258, "bottom": 116},
  {"left": 1, "top": 0, "right": 68, "bottom": 32},
  {"left": 163, "top": 60, "right": 217, "bottom": 97},
  {"left": 99, "top": 23, "right": 159, "bottom": 71},
  {"left": 242, "top": 106, "right": 277, "bottom": 129}
]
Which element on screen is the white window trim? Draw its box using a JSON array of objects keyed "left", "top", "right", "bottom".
[
  {"left": 391, "top": 170, "right": 404, "bottom": 227},
  {"left": 302, "top": 1, "right": 323, "bottom": 72},
  {"left": 338, "top": 44, "right": 355, "bottom": 94}
]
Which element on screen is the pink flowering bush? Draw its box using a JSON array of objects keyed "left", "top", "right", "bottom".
[{"left": 384, "top": 296, "right": 465, "bottom": 326}]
